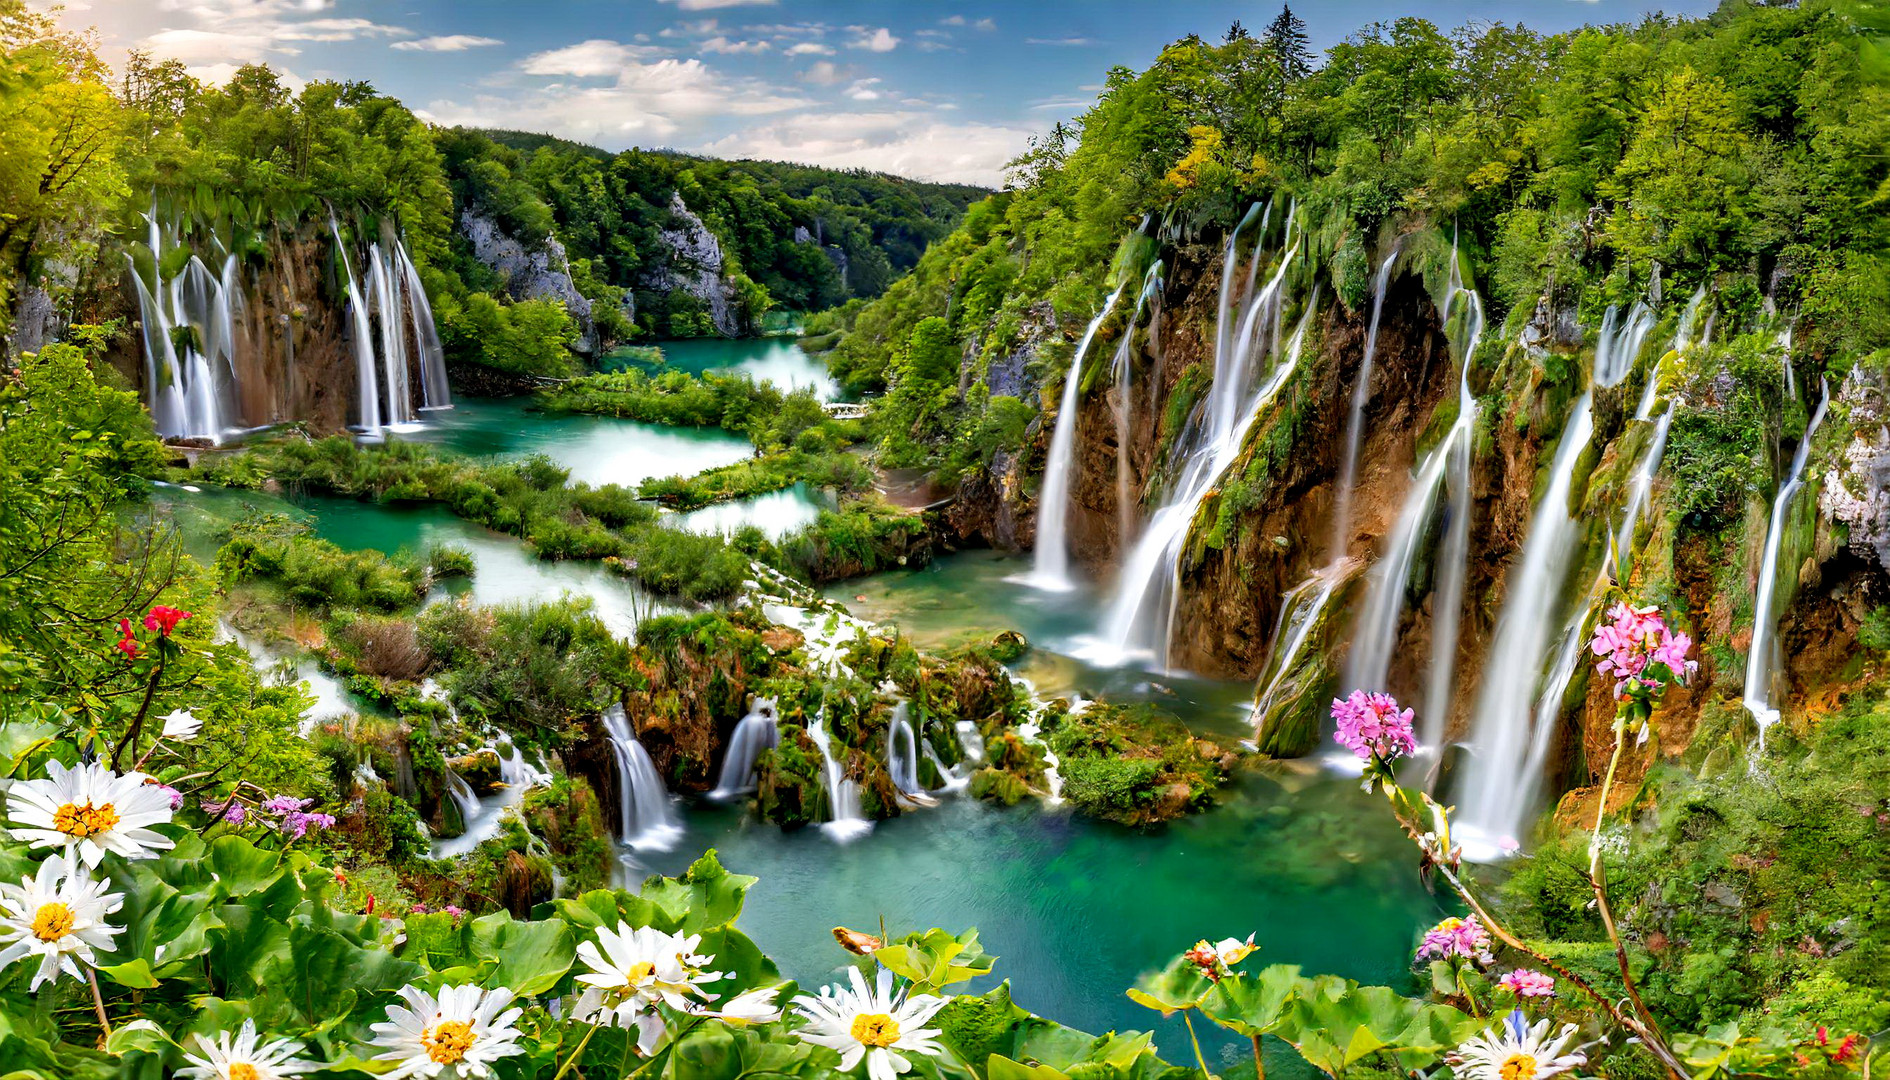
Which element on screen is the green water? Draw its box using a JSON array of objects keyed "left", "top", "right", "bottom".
[
  {"left": 152, "top": 339, "right": 1441, "bottom": 1066},
  {"left": 608, "top": 338, "right": 842, "bottom": 402},
  {"left": 405, "top": 396, "right": 756, "bottom": 489}
]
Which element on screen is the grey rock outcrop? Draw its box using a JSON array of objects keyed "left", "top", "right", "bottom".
[
  {"left": 459, "top": 209, "right": 596, "bottom": 354},
  {"left": 1821, "top": 367, "right": 1890, "bottom": 571},
  {"left": 642, "top": 193, "right": 741, "bottom": 337}
]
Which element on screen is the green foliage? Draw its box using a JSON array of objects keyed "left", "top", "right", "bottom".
[
  {"left": 418, "top": 597, "right": 629, "bottom": 732},
  {"left": 217, "top": 513, "right": 428, "bottom": 612},
  {"left": 1048, "top": 704, "right": 1231, "bottom": 825},
  {"left": 436, "top": 292, "right": 580, "bottom": 378}
]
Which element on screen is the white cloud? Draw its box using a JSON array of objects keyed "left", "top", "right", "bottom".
[
  {"left": 800, "top": 60, "right": 845, "bottom": 86},
  {"left": 660, "top": 19, "right": 718, "bottom": 38},
  {"left": 845, "top": 77, "right": 881, "bottom": 101},
  {"left": 135, "top": 0, "right": 407, "bottom": 78},
  {"left": 1029, "top": 100, "right": 1089, "bottom": 111},
  {"left": 846, "top": 27, "right": 899, "bottom": 52},
  {"left": 697, "top": 110, "right": 1030, "bottom": 186},
  {"left": 784, "top": 41, "right": 834, "bottom": 56},
  {"left": 656, "top": 0, "right": 776, "bottom": 8},
  {"left": 392, "top": 34, "right": 503, "bottom": 52},
  {"left": 973, "top": 18, "right": 996, "bottom": 31},
  {"left": 701, "top": 35, "right": 771, "bottom": 54},
  {"left": 939, "top": 16, "right": 996, "bottom": 31},
  {"left": 425, "top": 57, "right": 806, "bottom": 143},
  {"left": 1025, "top": 37, "right": 1096, "bottom": 46},
  {"left": 521, "top": 39, "right": 663, "bottom": 77},
  {"left": 939, "top": 15, "right": 965, "bottom": 26}
]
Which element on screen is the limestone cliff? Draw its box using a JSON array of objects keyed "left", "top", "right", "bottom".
[
  {"left": 459, "top": 209, "right": 597, "bottom": 354},
  {"left": 643, "top": 193, "right": 743, "bottom": 337}
]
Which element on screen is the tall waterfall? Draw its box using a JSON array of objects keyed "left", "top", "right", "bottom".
[
  {"left": 126, "top": 211, "right": 238, "bottom": 441},
  {"left": 1621, "top": 288, "right": 1711, "bottom": 564},
  {"left": 1088, "top": 210, "right": 1308, "bottom": 667},
  {"left": 601, "top": 705, "right": 681, "bottom": 850},
  {"left": 1024, "top": 285, "right": 1126, "bottom": 591},
  {"left": 332, "top": 215, "right": 383, "bottom": 434},
  {"left": 1455, "top": 390, "right": 1597, "bottom": 856},
  {"left": 1113, "top": 261, "right": 1163, "bottom": 548},
  {"left": 807, "top": 710, "right": 871, "bottom": 841},
  {"left": 1743, "top": 379, "right": 1831, "bottom": 744},
  {"left": 1329, "top": 243, "right": 1403, "bottom": 558},
  {"left": 1346, "top": 252, "right": 1485, "bottom": 743},
  {"left": 396, "top": 243, "right": 454, "bottom": 411},
  {"left": 709, "top": 696, "right": 780, "bottom": 798}
]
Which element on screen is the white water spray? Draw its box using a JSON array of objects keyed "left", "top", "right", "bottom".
[
  {"left": 1743, "top": 380, "right": 1831, "bottom": 745},
  {"left": 1025, "top": 286, "right": 1126, "bottom": 591},
  {"left": 602, "top": 704, "right": 681, "bottom": 850}
]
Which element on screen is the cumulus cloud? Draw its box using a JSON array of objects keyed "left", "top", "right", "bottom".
[
  {"left": 844, "top": 77, "right": 881, "bottom": 101},
  {"left": 784, "top": 41, "right": 834, "bottom": 56},
  {"left": 521, "top": 39, "right": 663, "bottom": 76},
  {"left": 700, "top": 35, "right": 771, "bottom": 54},
  {"left": 134, "top": 0, "right": 407, "bottom": 78},
  {"left": 424, "top": 55, "right": 806, "bottom": 143},
  {"left": 941, "top": 15, "right": 996, "bottom": 31},
  {"left": 800, "top": 60, "right": 845, "bottom": 86},
  {"left": 846, "top": 27, "right": 898, "bottom": 52},
  {"left": 392, "top": 34, "right": 502, "bottom": 52},
  {"left": 697, "top": 110, "right": 1031, "bottom": 186}
]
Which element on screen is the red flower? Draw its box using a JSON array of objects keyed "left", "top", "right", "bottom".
[
  {"left": 1833, "top": 1034, "right": 1860, "bottom": 1063},
  {"left": 115, "top": 619, "right": 138, "bottom": 661},
  {"left": 143, "top": 605, "right": 191, "bottom": 637}
]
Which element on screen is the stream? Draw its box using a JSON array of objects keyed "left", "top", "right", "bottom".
[{"left": 148, "top": 338, "right": 1441, "bottom": 1064}]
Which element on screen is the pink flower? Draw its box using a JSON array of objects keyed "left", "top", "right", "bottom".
[
  {"left": 1331, "top": 690, "right": 1419, "bottom": 762},
  {"left": 411, "top": 903, "right": 429, "bottom": 914},
  {"left": 1499, "top": 969, "right": 1556, "bottom": 998},
  {"left": 115, "top": 619, "right": 138, "bottom": 661},
  {"left": 1416, "top": 915, "right": 1493, "bottom": 966},
  {"left": 200, "top": 798, "right": 246, "bottom": 824},
  {"left": 444, "top": 904, "right": 466, "bottom": 919},
  {"left": 1590, "top": 602, "right": 1694, "bottom": 700}
]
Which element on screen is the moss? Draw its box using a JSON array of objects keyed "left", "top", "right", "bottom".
[
  {"left": 969, "top": 766, "right": 1030, "bottom": 806},
  {"left": 756, "top": 727, "right": 825, "bottom": 827},
  {"left": 1047, "top": 703, "right": 1232, "bottom": 824},
  {"left": 522, "top": 774, "right": 614, "bottom": 894}
]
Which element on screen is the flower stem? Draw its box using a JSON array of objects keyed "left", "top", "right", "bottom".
[
  {"left": 551, "top": 1020, "right": 601, "bottom": 1080},
  {"left": 87, "top": 970, "right": 112, "bottom": 1043},
  {"left": 112, "top": 652, "right": 164, "bottom": 771},
  {"left": 1587, "top": 730, "right": 1672, "bottom": 1065},
  {"left": 1250, "top": 1034, "right": 1266, "bottom": 1080},
  {"left": 1183, "top": 1011, "right": 1212, "bottom": 1078}
]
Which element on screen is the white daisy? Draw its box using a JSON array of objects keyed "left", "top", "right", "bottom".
[
  {"left": 688, "top": 986, "right": 785, "bottom": 1027},
  {"left": 793, "top": 967, "right": 947, "bottom": 1080},
  {"left": 1450, "top": 1012, "right": 1587, "bottom": 1080},
  {"left": 571, "top": 923, "right": 727, "bottom": 1053},
  {"left": 160, "top": 709, "right": 203, "bottom": 742},
  {"left": 179, "top": 1019, "right": 317, "bottom": 1080},
  {"left": 0, "top": 854, "right": 124, "bottom": 990},
  {"left": 6, "top": 759, "right": 176, "bottom": 866},
  {"left": 369, "top": 983, "right": 525, "bottom": 1080}
]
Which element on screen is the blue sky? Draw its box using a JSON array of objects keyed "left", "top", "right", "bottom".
[{"left": 54, "top": 0, "right": 1718, "bottom": 186}]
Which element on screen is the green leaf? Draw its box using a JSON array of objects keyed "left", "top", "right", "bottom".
[
  {"left": 987, "top": 1056, "right": 1069, "bottom": 1080},
  {"left": 1126, "top": 954, "right": 1216, "bottom": 1014},
  {"left": 1200, "top": 964, "right": 1308, "bottom": 1037},
  {"left": 876, "top": 927, "right": 996, "bottom": 992},
  {"left": 103, "top": 1019, "right": 173, "bottom": 1056},
  {"left": 205, "top": 835, "right": 286, "bottom": 897},
  {"left": 96, "top": 958, "right": 159, "bottom": 989},
  {"left": 476, "top": 915, "right": 574, "bottom": 997}
]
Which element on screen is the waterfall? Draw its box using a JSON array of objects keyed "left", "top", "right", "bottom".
[
  {"left": 1329, "top": 243, "right": 1403, "bottom": 558},
  {"left": 1593, "top": 300, "right": 1655, "bottom": 388},
  {"left": 332, "top": 215, "right": 384, "bottom": 433},
  {"left": 1024, "top": 285, "right": 1127, "bottom": 591},
  {"left": 955, "top": 719, "right": 986, "bottom": 763},
  {"left": 1114, "top": 261, "right": 1163, "bottom": 547},
  {"left": 1087, "top": 237, "right": 1310, "bottom": 668},
  {"left": 601, "top": 705, "right": 681, "bottom": 850},
  {"left": 395, "top": 240, "right": 453, "bottom": 411},
  {"left": 1743, "top": 379, "right": 1831, "bottom": 745},
  {"left": 709, "top": 696, "right": 780, "bottom": 798},
  {"left": 1250, "top": 558, "right": 1358, "bottom": 742},
  {"left": 1613, "top": 407, "right": 1675, "bottom": 573},
  {"left": 367, "top": 243, "right": 417, "bottom": 427},
  {"left": 886, "top": 702, "right": 922, "bottom": 795},
  {"left": 1346, "top": 258, "right": 1485, "bottom": 738},
  {"left": 922, "top": 742, "right": 970, "bottom": 793},
  {"left": 127, "top": 211, "right": 235, "bottom": 441},
  {"left": 443, "top": 769, "right": 479, "bottom": 833},
  {"left": 807, "top": 710, "right": 871, "bottom": 841},
  {"left": 1454, "top": 391, "right": 1596, "bottom": 857}
]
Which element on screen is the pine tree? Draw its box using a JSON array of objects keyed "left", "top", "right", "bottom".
[
  {"left": 1263, "top": 5, "right": 1312, "bottom": 80},
  {"left": 1226, "top": 20, "right": 1250, "bottom": 43}
]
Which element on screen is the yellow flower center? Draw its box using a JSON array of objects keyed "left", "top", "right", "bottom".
[
  {"left": 31, "top": 902, "right": 75, "bottom": 942},
  {"left": 851, "top": 1013, "right": 901, "bottom": 1048},
  {"left": 52, "top": 801, "right": 119, "bottom": 838},
  {"left": 228, "top": 1064, "right": 259, "bottom": 1080},
  {"left": 1500, "top": 1053, "right": 1538, "bottom": 1080},
  {"left": 423, "top": 1020, "right": 476, "bottom": 1065},
  {"left": 625, "top": 960, "right": 656, "bottom": 985}
]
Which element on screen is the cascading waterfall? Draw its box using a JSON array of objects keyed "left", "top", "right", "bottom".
[
  {"left": 1089, "top": 217, "right": 1308, "bottom": 667},
  {"left": 1329, "top": 242, "right": 1403, "bottom": 557},
  {"left": 1621, "top": 288, "right": 1711, "bottom": 565},
  {"left": 1593, "top": 300, "right": 1656, "bottom": 388},
  {"left": 1743, "top": 379, "right": 1831, "bottom": 744},
  {"left": 1024, "top": 285, "right": 1126, "bottom": 591},
  {"left": 955, "top": 720, "right": 986, "bottom": 762},
  {"left": 1454, "top": 390, "right": 1597, "bottom": 857},
  {"left": 332, "top": 215, "right": 384, "bottom": 433},
  {"left": 1346, "top": 254, "right": 1485, "bottom": 740},
  {"left": 126, "top": 211, "right": 236, "bottom": 441},
  {"left": 1113, "top": 261, "right": 1164, "bottom": 547},
  {"left": 394, "top": 241, "right": 453, "bottom": 410},
  {"left": 1251, "top": 558, "right": 1357, "bottom": 733},
  {"left": 807, "top": 710, "right": 871, "bottom": 841},
  {"left": 443, "top": 769, "right": 479, "bottom": 833},
  {"left": 709, "top": 696, "right": 780, "bottom": 798},
  {"left": 601, "top": 704, "right": 681, "bottom": 850},
  {"left": 886, "top": 702, "right": 922, "bottom": 796}
]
